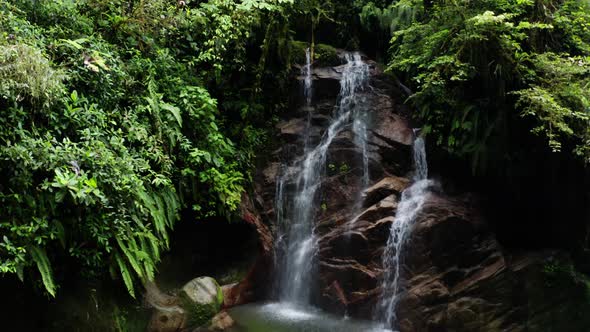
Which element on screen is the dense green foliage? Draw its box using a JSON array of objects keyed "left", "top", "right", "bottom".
[
  {"left": 364, "top": 0, "right": 590, "bottom": 172},
  {"left": 1, "top": 0, "right": 589, "bottom": 313},
  {"left": 0, "top": 0, "right": 295, "bottom": 298}
]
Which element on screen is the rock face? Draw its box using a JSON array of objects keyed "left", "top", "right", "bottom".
[
  {"left": 396, "top": 195, "right": 590, "bottom": 332},
  {"left": 251, "top": 58, "right": 416, "bottom": 314},
  {"left": 244, "top": 57, "right": 590, "bottom": 331}
]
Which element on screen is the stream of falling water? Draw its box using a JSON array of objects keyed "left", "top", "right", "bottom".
[
  {"left": 275, "top": 52, "right": 370, "bottom": 307},
  {"left": 303, "top": 48, "right": 313, "bottom": 151},
  {"left": 376, "top": 135, "right": 433, "bottom": 330}
]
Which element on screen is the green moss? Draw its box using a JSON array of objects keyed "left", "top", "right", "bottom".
[
  {"left": 290, "top": 40, "right": 309, "bottom": 65},
  {"left": 314, "top": 43, "right": 340, "bottom": 67},
  {"left": 290, "top": 41, "right": 342, "bottom": 67},
  {"left": 179, "top": 292, "right": 218, "bottom": 328},
  {"left": 542, "top": 261, "right": 575, "bottom": 287},
  {"left": 218, "top": 266, "right": 249, "bottom": 285},
  {"left": 179, "top": 278, "right": 224, "bottom": 328},
  {"left": 216, "top": 284, "right": 224, "bottom": 308}
]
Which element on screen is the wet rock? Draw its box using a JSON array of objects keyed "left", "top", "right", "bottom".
[
  {"left": 363, "top": 176, "right": 409, "bottom": 208},
  {"left": 148, "top": 309, "right": 187, "bottom": 332},
  {"left": 372, "top": 112, "right": 413, "bottom": 147},
  {"left": 355, "top": 194, "right": 398, "bottom": 223},
  {"left": 209, "top": 311, "right": 235, "bottom": 331},
  {"left": 145, "top": 281, "right": 187, "bottom": 332},
  {"left": 182, "top": 277, "right": 223, "bottom": 307},
  {"left": 251, "top": 59, "right": 590, "bottom": 332},
  {"left": 322, "top": 280, "right": 349, "bottom": 313},
  {"left": 277, "top": 118, "right": 306, "bottom": 142},
  {"left": 220, "top": 283, "right": 238, "bottom": 308},
  {"left": 393, "top": 194, "right": 590, "bottom": 332}
]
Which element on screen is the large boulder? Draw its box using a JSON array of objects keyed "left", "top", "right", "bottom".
[{"left": 181, "top": 277, "right": 224, "bottom": 327}]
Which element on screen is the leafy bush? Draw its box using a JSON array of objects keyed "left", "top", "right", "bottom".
[
  {"left": 0, "top": 0, "right": 293, "bottom": 299},
  {"left": 0, "top": 42, "right": 66, "bottom": 108},
  {"left": 385, "top": 0, "right": 590, "bottom": 172}
]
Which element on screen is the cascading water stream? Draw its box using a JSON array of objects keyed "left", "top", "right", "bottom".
[
  {"left": 303, "top": 48, "right": 313, "bottom": 107},
  {"left": 273, "top": 48, "right": 313, "bottom": 277},
  {"left": 275, "top": 52, "right": 370, "bottom": 307},
  {"left": 376, "top": 134, "right": 432, "bottom": 330},
  {"left": 348, "top": 54, "right": 370, "bottom": 195},
  {"left": 303, "top": 48, "right": 313, "bottom": 151}
]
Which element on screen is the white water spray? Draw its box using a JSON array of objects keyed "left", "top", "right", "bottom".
[
  {"left": 275, "top": 52, "right": 370, "bottom": 306},
  {"left": 376, "top": 135, "right": 432, "bottom": 329}
]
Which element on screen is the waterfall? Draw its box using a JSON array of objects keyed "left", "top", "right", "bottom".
[
  {"left": 275, "top": 52, "right": 370, "bottom": 306},
  {"left": 376, "top": 134, "right": 432, "bottom": 329},
  {"left": 303, "top": 48, "right": 313, "bottom": 106},
  {"left": 347, "top": 53, "right": 370, "bottom": 191},
  {"left": 303, "top": 48, "right": 313, "bottom": 151}
]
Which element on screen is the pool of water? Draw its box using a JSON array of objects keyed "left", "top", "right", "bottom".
[{"left": 226, "top": 302, "right": 393, "bottom": 332}]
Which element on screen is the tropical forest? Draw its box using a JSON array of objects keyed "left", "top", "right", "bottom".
[{"left": 1, "top": 0, "right": 589, "bottom": 331}]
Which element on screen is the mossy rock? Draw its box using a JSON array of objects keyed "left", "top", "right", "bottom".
[
  {"left": 180, "top": 277, "right": 224, "bottom": 328},
  {"left": 314, "top": 43, "right": 341, "bottom": 67},
  {"left": 290, "top": 40, "right": 342, "bottom": 67}
]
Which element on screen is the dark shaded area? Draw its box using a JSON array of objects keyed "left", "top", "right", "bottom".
[
  {"left": 0, "top": 215, "right": 260, "bottom": 332},
  {"left": 0, "top": 273, "right": 148, "bottom": 332},
  {"left": 156, "top": 214, "right": 260, "bottom": 291},
  {"left": 428, "top": 131, "right": 590, "bottom": 256}
]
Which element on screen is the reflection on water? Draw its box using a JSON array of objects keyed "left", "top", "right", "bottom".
[{"left": 227, "top": 303, "right": 393, "bottom": 332}]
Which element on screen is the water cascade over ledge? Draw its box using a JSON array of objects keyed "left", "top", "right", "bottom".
[
  {"left": 376, "top": 134, "right": 433, "bottom": 330},
  {"left": 232, "top": 48, "right": 590, "bottom": 332},
  {"left": 274, "top": 52, "right": 371, "bottom": 307}
]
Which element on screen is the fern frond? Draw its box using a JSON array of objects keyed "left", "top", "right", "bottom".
[
  {"left": 161, "top": 188, "right": 180, "bottom": 230},
  {"left": 144, "top": 232, "right": 161, "bottom": 260},
  {"left": 115, "top": 252, "right": 135, "bottom": 298},
  {"left": 29, "top": 246, "right": 56, "bottom": 297},
  {"left": 116, "top": 237, "right": 143, "bottom": 279}
]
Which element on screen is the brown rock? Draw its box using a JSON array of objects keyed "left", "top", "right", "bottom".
[
  {"left": 221, "top": 283, "right": 238, "bottom": 308},
  {"left": 213, "top": 194, "right": 276, "bottom": 310},
  {"left": 363, "top": 176, "right": 410, "bottom": 208},
  {"left": 249, "top": 60, "right": 590, "bottom": 332},
  {"left": 277, "top": 118, "right": 306, "bottom": 142},
  {"left": 145, "top": 281, "right": 187, "bottom": 332},
  {"left": 209, "top": 311, "right": 235, "bottom": 331},
  {"left": 372, "top": 112, "right": 413, "bottom": 147},
  {"left": 147, "top": 310, "right": 186, "bottom": 332}
]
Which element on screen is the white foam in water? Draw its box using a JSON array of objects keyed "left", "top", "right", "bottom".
[
  {"left": 261, "top": 303, "right": 317, "bottom": 321},
  {"left": 228, "top": 303, "right": 390, "bottom": 332}
]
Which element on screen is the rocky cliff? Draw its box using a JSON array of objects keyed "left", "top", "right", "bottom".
[{"left": 238, "top": 57, "right": 590, "bottom": 331}]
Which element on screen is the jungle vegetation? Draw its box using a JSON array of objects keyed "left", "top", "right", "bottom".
[{"left": 0, "top": 0, "right": 588, "bottom": 310}]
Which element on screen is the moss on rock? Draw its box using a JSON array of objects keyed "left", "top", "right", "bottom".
[
  {"left": 313, "top": 43, "right": 340, "bottom": 67},
  {"left": 179, "top": 292, "right": 218, "bottom": 328},
  {"left": 180, "top": 276, "right": 224, "bottom": 328},
  {"left": 290, "top": 41, "right": 342, "bottom": 67},
  {"left": 290, "top": 40, "right": 309, "bottom": 65}
]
